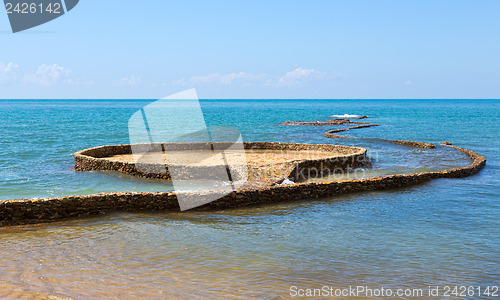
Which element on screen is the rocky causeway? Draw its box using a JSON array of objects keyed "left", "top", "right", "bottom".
[{"left": 0, "top": 117, "right": 487, "bottom": 227}]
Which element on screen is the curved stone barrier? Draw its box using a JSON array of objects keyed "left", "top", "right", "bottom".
[
  {"left": 381, "top": 139, "right": 436, "bottom": 149},
  {"left": 324, "top": 129, "right": 436, "bottom": 149},
  {"left": 282, "top": 116, "right": 435, "bottom": 149},
  {"left": 325, "top": 124, "right": 380, "bottom": 133},
  {"left": 324, "top": 130, "right": 436, "bottom": 149},
  {"left": 75, "top": 142, "right": 367, "bottom": 184},
  {"left": 280, "top": 119, "right": 373, "bottom": 126},
  {"left": 0, "top": 142, "right": 485, "bottom": 227}
]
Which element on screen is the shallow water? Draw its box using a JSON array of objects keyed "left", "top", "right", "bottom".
[
  {"left": 0, "top": 100, "right": 499, "bottom": 299},
  {"left": 307, "top": 145, "right": 472, "bottom": 183}
]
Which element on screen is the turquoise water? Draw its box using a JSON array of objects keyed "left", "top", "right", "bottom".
[
  {"left": 0, "top": 100, "right": 499, "bottom": 299},
  {"left": 0, "top": 99, "right": 491, "bottom": 199}
]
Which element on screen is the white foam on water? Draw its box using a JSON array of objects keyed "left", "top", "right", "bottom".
[{"left": 330, "top": 114, "right": 361, "bottom": 118}]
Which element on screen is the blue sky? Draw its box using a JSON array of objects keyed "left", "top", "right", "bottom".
[{"left": 1, "top": 0, "right": 499, "bottom": 99}]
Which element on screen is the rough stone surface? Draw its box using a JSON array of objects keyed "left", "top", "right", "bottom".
[
  {"left": 280, "top": 119, "right": 351, "bottom": 126},
  {"left": 74, "top": 142, "right": 367, "bottom": 184},
  {"left": 325, "top": 124, "right": 380, "bottom": 133}
]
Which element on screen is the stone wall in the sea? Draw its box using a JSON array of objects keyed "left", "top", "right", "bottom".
[
  {"left": 325, "top": 124, "right": 380, "bottom": 133},
  {"left": 279, "top": 119, "right": 372, "bottom": 126},
  {"left": 381, "top": 139, "right": 436, "bottom": 149},
  {"left": 0, "top": 143, "right": 485, "bottom": 227},
  {"left": 280, "top": 116, "right": 436, "bottom": 149},
  {"left": 323, "top": 126, "right": 436, "bottom": 149},
  {"left": 74, "top": 142, "right": 368, "bottom": 183},
  {"left": 323, "top": 131, "right": 437, "bottom": 149}
]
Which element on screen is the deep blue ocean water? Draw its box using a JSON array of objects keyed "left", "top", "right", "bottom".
[{"left": 0, "top": 100, "right": 498, "bottom": 299}]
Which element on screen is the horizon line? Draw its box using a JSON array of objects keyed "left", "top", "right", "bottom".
[{"left": 1, "top": 98, "right": 499, "bottom": 101}]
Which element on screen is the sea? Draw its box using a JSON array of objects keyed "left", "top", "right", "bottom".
[{"left": 0, "top": 99, "right": 498, "bottom": 299}]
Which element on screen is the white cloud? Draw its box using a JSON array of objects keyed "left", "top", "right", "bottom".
[
  {"left": 24, "top": 64, "right": 72, "bottom": 86},
  {"left": 173, "top": 67, "right": 329, "bottom": 88},
  {"left": 0, "top": 62, "right": 18, "bottom": 74},
  {"left": 273, "top": 68, "right": 327, "bottom": 87},
  {"left": 114, "top": 74, "right": 143, "bottom": 87},
  {"left": 406, "top": 80, "right": 415, "bottom": 86},
  {"left": 0, "top": 61, "right": 19, "bottom": 84},
  {"left": 174, "top": 72, "right": 265, "bottom": 86}
]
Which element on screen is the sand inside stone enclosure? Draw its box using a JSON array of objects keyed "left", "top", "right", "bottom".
[{"left": 103, "top": 149, "right": 345, "bottom": 166}]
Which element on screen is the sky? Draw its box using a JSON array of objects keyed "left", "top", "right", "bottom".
[{"left": 1, "top": 0, "right": 499, "bottom": 99}]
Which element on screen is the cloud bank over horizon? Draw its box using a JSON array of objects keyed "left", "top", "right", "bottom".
[{"left": 0, "top": 62, "right": 345, "bottom": 99}]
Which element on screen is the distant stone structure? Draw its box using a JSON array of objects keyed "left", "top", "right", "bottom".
[{"left": 281, "top": 116, "right": 435, "bottom": 148}]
